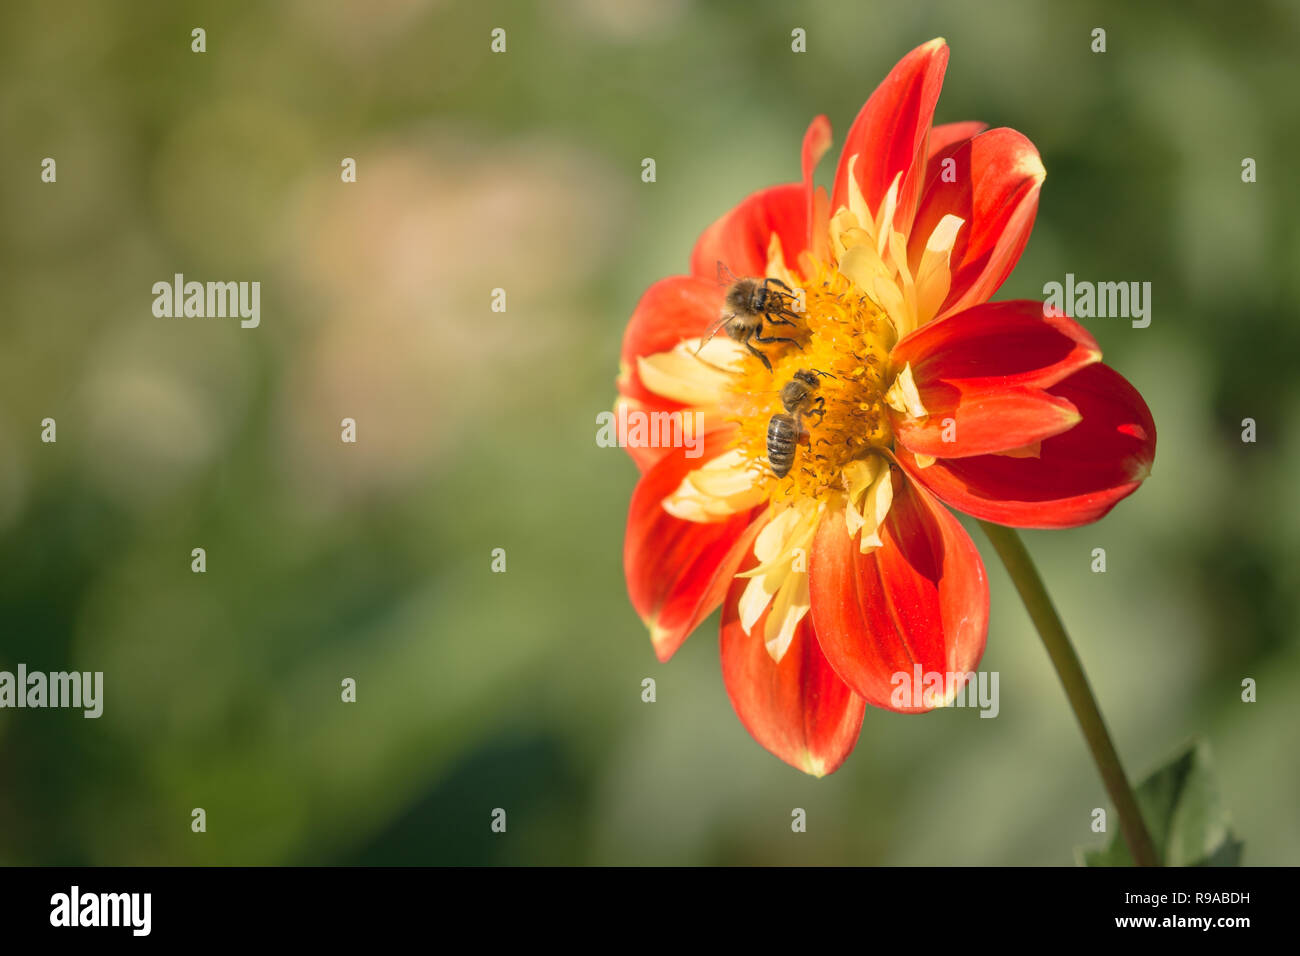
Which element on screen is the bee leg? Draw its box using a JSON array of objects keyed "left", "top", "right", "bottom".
[
  {"left": 764, "top": 280, "right": 803, "bottom": 314},
  {"left": 754, "top": 333, "right": 802, "bottom": 351},
  {"left": 744, "top": 340, "right": 773, "bottom": 371}
]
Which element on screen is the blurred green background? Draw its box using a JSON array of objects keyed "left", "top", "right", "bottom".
[{"left": 1, "top": 0, "right": 1296, "bottom": 865}]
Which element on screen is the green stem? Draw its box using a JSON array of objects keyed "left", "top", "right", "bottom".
[{"left": 978, "top": 520, "right": 1159, "bottom": 867}]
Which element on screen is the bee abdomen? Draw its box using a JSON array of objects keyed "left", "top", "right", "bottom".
[{"left": 766, "top": 413, "right": 798, "bottom": 478}]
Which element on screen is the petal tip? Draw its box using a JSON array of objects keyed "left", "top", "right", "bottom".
[
  {"left": 1019, "top": 148, "right": 1047, "bottom": 185},
  {"left": 1127, "top": 451, "right": 1154, "bottom": 483},
  {"left": 639, "top": 610, "right": 681, "bottom": 662},
  {"left": 647, "top": 618, "right": 678, "bottom": 662},
  {"left": 797, "top": 749, "right": 839, "bottom": 778}
]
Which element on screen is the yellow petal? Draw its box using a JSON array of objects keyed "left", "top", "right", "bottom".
[
  {"left": 915, "top": 214, "right": 963, "bottom": 325},
  {"left": 735, "top": 499, "right": 822, "bottom": 636},
  {"left": 885, "top": 362, "right": 928, "bottom": 419},
  {"left": 662, "top": 449, "right": 766, "bottom": 522},
  {"left": 763, "top": 571, "right": 810, "bottom": 662},
  {"left": 636, "top": 338, "right": 742, "bottom": 406},
  {"left": 765, "top": 233, "right": 798, "bottom": 290},
  {"left": 875, "top": 173, "right": 901, "bottom": 258},
  {"left": 886, "top": 226, "right": 917, "bottom": 338},
  {"left": 739, "top": 572, "right": 779, "bottom": 634},
  {"left": 844, "top": 158, "right": 874, "bottom": 240},
  {"left": 838, "top": 243, "right": 888, "bottom": 300},
  {"left": 755, "top": 504, "right": 803, "bottom": 562},
  {"left": 842, "top": 455, "right": 894, "bottom": 554}
]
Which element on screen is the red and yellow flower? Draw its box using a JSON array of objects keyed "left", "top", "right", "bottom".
[{"left": 618, "top": 39, "right": 1156, "bottom": 775}]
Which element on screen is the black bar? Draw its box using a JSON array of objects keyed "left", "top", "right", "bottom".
[{"left": 0, "top": 865, "right": 1280, "bottom": 942}]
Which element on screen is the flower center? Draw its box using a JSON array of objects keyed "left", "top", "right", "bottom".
[{"left": 723, "top": 260, "right": 896, "bottom": 503}]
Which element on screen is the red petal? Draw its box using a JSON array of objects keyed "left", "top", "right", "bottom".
[
  {"left": 831, "top": 38, "right": 949, "bottom": 235},
  {"left": 802, "top": 115, "right": 833, "bottom": 262},
  {"left": 808, "top": 470, "right": 988, "bottom": 712},
  {"left": 625, "top": 428, "right": 764, "bottom": 661},
  {"left": 616, "top": 274, "right": 742, "bottom": 471},
  {"left": 893, "top": 383, "right": 1081, "bottom": 459},
  {"left": 611, "top": 395, "right": 695, "bottom": 473},
  {"left": 900, "top": 364, "right": 1157, "bottom": 528},
  {"left": 927, "top": 121, "right": 988, "bottom": 159},
  {"left": 720, "top": 578, "right": 865, "bottom": 777},
  {"left": 618, "top": 275, "right": 722, "bottom": 408},
  {"left": 892, "top": 300, "right": 1102, "bottom": 392},
  {"left": 890, "top": 300, "right": 1104, "bottom": 458},
  {"left": 909, "top": 128, "right": 1045, "bottom": 319},
  {"left": 689, "top": 183, "right": 807, "bottom": 281}
]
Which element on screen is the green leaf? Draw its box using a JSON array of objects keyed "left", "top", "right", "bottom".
[{"left": 1077, "top": 739, "right": 1243, "bottom": 866}]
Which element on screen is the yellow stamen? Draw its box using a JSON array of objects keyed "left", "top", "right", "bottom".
[{"left": 721, "top": 257, "right": 897, "bottom": 505}]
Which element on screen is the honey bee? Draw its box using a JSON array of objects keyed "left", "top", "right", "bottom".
[
  {"left": 766, "top": 369, "right": 832, "bottom": 478},
  {"left": 765, "top": 414, "right": 801, "bottom": 479},
  {"left": 697, "top": 263, "right": 802, "bottom": 371}
]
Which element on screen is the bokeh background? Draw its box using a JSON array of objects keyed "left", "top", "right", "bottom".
[{"left": 1, "top": 0, "right": 1296, "bottom": 865}]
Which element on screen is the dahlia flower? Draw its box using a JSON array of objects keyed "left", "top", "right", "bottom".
[{"left": 617, "top": 38, "right": 1155, "bottom": 775}]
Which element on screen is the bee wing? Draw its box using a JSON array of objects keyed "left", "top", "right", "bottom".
[
  {"left": 715, "top": 260, "right": 741, "bottom": 288},
  {"left": 694, "top": 311, "right": 734, "bottom": 352}
]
